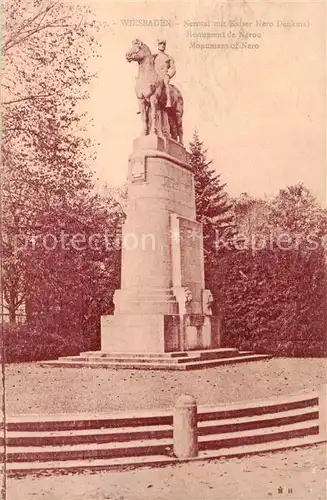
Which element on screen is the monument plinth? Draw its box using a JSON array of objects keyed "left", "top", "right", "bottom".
[
  {"left": 101, "top": 135, "right": 220, "bottom": 354},
  {"left": 42, "top": 38, "right": 272, "bottom": 369}
]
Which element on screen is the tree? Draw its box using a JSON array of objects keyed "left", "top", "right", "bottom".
[
  {"left": 23, "top": 190, "right": 125, "bottom": 351},
  {"left": 268, "top": 183, "right": 327, "bottom": 245},
  {"left": 189, "top": 130, "right": 234, "bottom": 271},
  {"left": 1, "top": 0, "right": 99, "bottom": 323},
  {"left": 211, "top": 184, "right": 327, "bottom": 356}
]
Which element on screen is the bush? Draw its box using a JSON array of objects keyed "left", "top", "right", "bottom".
[
  {"left": 237, "top": 340, "right": 327, "bottom": 357},
  {"left": 1, "top": 288, "right": 115, "bottom": 363},
  {"left": 0, "top": 321, "right": 85, "bottom": 363},
  {"left": 209, "top": 246, "right": 327, "bottom": 357}
]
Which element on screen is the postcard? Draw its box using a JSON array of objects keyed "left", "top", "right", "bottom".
[{"left": 1, "top": 0, "right": 326, "bottom": 499}]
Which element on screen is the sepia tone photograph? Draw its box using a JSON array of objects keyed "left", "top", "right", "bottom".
[{"left": 0, "top": 0, "right": 326, "bottom": 498}]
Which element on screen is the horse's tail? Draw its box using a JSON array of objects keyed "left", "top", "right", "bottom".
[
  {"left": 170, "top": 84, "right": 184, "bottom": 118},
  {"left": 176, "top": 93, "right": 184, "bottom": 118}
]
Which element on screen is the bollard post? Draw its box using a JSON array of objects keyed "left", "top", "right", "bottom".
[
  {"left": 173, "top": 394, "right": 198, "bottom": 458},
  {"left": 318, "top": 383, "right": 327, "bottom": 439}
]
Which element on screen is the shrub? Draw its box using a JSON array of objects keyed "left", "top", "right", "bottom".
[
  {"left": 210, "top": 246, "right": 327, "bottom": 357},
  {"left": 0, "top": 321, "right": 85, "bottom": 363}
]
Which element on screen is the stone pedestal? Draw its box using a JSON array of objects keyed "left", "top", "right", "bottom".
[
  {"left": 101, "top": 135, "right": 220, "bottom": 354},
  {"left": 173, "top": 394, "right": 198, "bottom": 458}
]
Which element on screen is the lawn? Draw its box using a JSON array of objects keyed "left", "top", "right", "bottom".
[
  {"left": 4, "top": 358, "right": 327, "bottom": 415},
  {"left": 7, "top": 443, "right": 327, "bottom": 499},
  {"left": 4, "top": 357, "right": 327, "bottom": 499}
]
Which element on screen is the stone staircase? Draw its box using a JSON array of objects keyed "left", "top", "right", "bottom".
[
  {"left": 4, "top": 387, "right": 326, "bottom": 476},
  {"left": 40, "top": 348, "right": 272, "bottom": 370}
]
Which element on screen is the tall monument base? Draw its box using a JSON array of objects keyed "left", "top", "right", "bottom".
[
  {"left": 100, "top": 135, "right": 222, "bottom": 356},
  {"left": 101, "top": 314, "right": 221, "bottom": 354},
  {"left": 40, "top": 135, "right": 272, "bottom": 369},
  {"left": 42, "top": 348, "right": 272, "bottom": 370}
]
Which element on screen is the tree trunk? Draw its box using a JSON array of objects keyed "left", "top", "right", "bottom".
[{"left": 9, "top": 306, "right": 16, "bottom": 324}]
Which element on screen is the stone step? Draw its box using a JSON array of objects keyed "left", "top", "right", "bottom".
[
  {"left": 198, "top": 394, "right": 319, "bottom": 421},
  {"left": 6, "top": 436, "right": 172, "bottom": 462},
  {"left": 199, "top": 420, "right": 319, "bottom": 451},
  {"left": 237, "top": 351, "right": 258, "bottom": 357},
  {"left": 116, "top": 289, "right": 177, "bottom": 301},
  {"left": 185, "top": 348, "right": 239, "bottom": 355},
  {"left": 40, "top": 354, "right": 272, "bottom": 371},
  {"left": 183, "top": 354, "right": 273, "bottom": 370},
  {"left": 5, "top": 424, "right": 173, "bottom": 447},
  {"left": 80, "top": 351, "right": 190, "bottom": 359},
  {"left": 106, "top": 348, "right": 240, "bottom": 357},
  {"left": 7, "top": 434, "right": 324, "bottom": 476},
  {"left": 60, "top": 348, "right": 243, "bottom": 364},
  {"left": 5, "top": 407, "right": 318, "bottom": 447},
  {"left": 118, "top": 301, "right": 179, "bottom": 314},
  {"left": 121, "top": 295, "right": 177, "bottom": 302},
  {"left": 198, "top": 407, "right": 319, "bottom": 435},
  {"left": 8, "top": 391, "right": 317, "bottom": 432},
  {"left": 60, "top": 356, "right": 198, "bottom": 364},
  {"left": 5, "top": 420, "right": 319, "bottom": 463},
  {"left": 7, "top": 409, "right": 173, "bottom": 432},
  {"left": 81, "top": 348, "right": 239, "bottom": 359},
  {"left": 196, "top": 350, "right": 246, "bottom": 361}
]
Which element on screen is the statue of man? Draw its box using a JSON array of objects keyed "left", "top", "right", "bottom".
[{"left": 154, "top": 39, "right": 176, "bottom": 108}]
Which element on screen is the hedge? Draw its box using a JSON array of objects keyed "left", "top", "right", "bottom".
[
  {"left": 0, "top": 320, "right": 90, "bottom": 363},
  {"left": 209, "top": 246, "right": 327, "bottom": 357},
  {"left": 2, "top": 247, "right": 326, "bottom": 362}
]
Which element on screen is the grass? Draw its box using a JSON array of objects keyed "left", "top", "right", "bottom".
[
  {"left": 7, "top": 443, "right": 327, "bottom": 499},
  {"left": 4, "top": 358, "right": 327, "bottom": 415},
  {"left": 3, "top": 357, "right": 327, "bottom": 499}
]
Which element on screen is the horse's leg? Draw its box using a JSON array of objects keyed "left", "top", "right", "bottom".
[
  {"left": 178, "top": 116, "right": 184, "bottom": 145},
  {"left": 162, "top": 110, "right": 170, "bottom": 138},
  {"left": 137, "top": 98, "right": 142, "bottom": 115},
  {"left": 168, "top": 111, "right": 177, "bottom": 141},
  {"left": 139, "top": 98, "right": 147, "bottom": 135},
  {"left": 145, "top": 102, "right": 150, "bottom": 135},
  {"left": 149, "top": 94, "right": 157, "bottom": 135},
  {"left": 175, "top": 91, "right": 184, "bottom": 144}
]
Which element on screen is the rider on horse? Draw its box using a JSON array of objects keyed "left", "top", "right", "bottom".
[
  {"left": 153, "top": 39, "right": 176, "bottom": 109},
  {"left": 126, "top": 38, "right": 183, "bottom": 143}
]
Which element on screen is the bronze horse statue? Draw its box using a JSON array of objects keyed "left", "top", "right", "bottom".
[{"left": 126, "top": 39, "right": 184, "bottom": 144}]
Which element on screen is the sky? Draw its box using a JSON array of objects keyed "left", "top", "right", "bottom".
[{"left": 79, "top": 0, "right": 326, "bottom": 205}]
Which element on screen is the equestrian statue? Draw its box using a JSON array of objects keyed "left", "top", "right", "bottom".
[{"left": 126, "top": 39, "right": 184, "bottom": 144}]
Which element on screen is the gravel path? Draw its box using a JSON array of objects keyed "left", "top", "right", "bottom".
[
  {"left": 4, "top": 358, "right": 327, "bottom": 499},
  {"left": 5, "top": 358, "right": 327, "bottom": 415},
  {"left": 6, "top": 444, "right": 327, "bottom": 499}
]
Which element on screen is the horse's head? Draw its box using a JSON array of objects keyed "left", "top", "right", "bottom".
[{"left": 126, "top": 39, "right": 152, "bottom": 64}]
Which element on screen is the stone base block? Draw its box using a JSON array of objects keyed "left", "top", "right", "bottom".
[
  {"left": 101, "top": 314, "right": 221, "bottom": 354},
  {"left": 113, "top": 289, "right": 180, "bottom": 315},
  {"left": 133, "top": 134, "right": 189, "bottom": 164}
]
